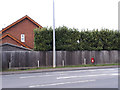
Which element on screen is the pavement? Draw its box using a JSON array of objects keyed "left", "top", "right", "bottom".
[
  {"left": 1, "top": 65, "right": 118, "bottom": 75},
  {"left": 2, "top": 67, "right": 118, "bottom": 88}
]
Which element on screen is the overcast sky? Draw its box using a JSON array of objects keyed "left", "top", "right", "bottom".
[{"left": 0, "top": 0, "right": 119, "bottom": 31}]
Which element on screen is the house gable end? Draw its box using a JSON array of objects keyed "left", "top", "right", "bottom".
[
  {"left": 0, "top": 15, "right": 42, "bottom": 49},
  {"left": 1, "top": 15, "right": 42, "bottom": 33}
]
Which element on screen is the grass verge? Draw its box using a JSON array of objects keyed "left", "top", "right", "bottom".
[{"left": 3, "top": 63, "right": 118, "bottom": 72}]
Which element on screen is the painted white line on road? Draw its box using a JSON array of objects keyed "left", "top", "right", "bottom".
[
  {"left": 111, "top": 73, "right": 118, "bottom": 76},
  {"left": 90, "top": 71, "right": 118, "bottom": 74},
  {"left": 61, "top": 73, "right": 67, "bottom": 75},
  {"left": 55, "top": 70, "right": 97, "bottom": 73},
  {"left": 19, "top": 73, "right": 66, "bottom": 79},
  {"left": 55, "top": 69, "right": 116, "bottom": 74},
  {"left": 57, "top": 73, "right": 118, "bottom": 80},
  {"left": 57, "top": 74, "right": 107, "bottom": 79},
  {"left": 19, "top": 75, "right": 52, "bottom": 79},
  {"left": 29, "top": 79, "right": 96, "bottom": 88},
  {"left": 97, "top": 69, "right": 116, "bottom": 71},
  {"left": 55, "top": 72, "right": 65, "bottom": 74},
  {"left": 67, "top": 70, "right": 96, "bottom": 73}
]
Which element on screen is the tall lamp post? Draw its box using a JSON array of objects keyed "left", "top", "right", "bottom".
[{"left": 53, "top": 0, "right": 56, "bottom": 68}]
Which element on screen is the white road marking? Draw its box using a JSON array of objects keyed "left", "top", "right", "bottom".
[
  {"left": 59, "top": 74, "right": 66, "bottom": 75},
  {"left": 66, "top": 70, "right": 96, "bottom": 73},
  {"left": 111, "top": 73, "right": 118, "bottom": 76},
  {"left": 55, "top": 72, "right": 65, "bottom": 74},
  {"left": 54, "top": 69, "right": 116, "bottom": 74},
  {"left": 19, "top": 73, "right": 66, "bottom": 79},
  {"left": 90, "top": 70, "right": 118, "bottom": 73},
  {"left": 53, "top": 70, "right": 97, "bottom": 74},
  {"left": 97, "top": 69, "right": 116, "bottom": 71},
  {"left": 29, "top": 79, "right": 96, "bottom": 88},
  {"left": 19, "top": 75, "right": 52, "bottom": 79},
  {"left": 57, "top": 73, "right": 118, "bottom": 80}
]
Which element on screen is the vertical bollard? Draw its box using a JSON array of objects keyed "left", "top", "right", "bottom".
[
  {"left": 9, "top": 62, "right": 11, "bottom": 69},
  {"left": 38, "top": 60, "right": 40, "bottom": 68},
  {"left": 9, "top": 53, "right": 12, "bottom": 69},
  {"left": 62, "top": 60, "right": 64, "bottom": 67},
  {"left": 84, "top": 58, "right": 86, "bottom": 65}
]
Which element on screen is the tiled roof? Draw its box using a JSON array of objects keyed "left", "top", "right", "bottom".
[
  {"left": 0, "top": 34, "right": 31, "bottom": 49},
  {"left": 1, "top": 43, "right": 32, "bottom": 51},
  {"left": 0, "top": 15, "right": 42, "bottom": 33}
]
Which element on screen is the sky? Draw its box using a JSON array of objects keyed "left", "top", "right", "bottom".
[{"left": 0, "top": 0, "right": 120, "bottom": 31}]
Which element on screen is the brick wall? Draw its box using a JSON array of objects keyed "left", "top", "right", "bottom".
[{"left": 2, "top": 18, "right": 38, "bottom": 49}]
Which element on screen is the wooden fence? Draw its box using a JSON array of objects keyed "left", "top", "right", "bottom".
[{"left": 2, "top": 50, "right": 119, "bottom": 69}]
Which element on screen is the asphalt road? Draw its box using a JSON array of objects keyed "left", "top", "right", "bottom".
[{"left": 2, "top": 68, "right": 118, "bottom": 88}]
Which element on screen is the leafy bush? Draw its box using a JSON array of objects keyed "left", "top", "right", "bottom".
[{"left": 34, "top": 26, "right": 119, "bottom": 51}]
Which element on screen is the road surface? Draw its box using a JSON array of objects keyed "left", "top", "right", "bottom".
[{"left": 2, "top": 68, "right": 118, "bottom": 88}]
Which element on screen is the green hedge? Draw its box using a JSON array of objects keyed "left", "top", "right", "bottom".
[{"left": 34, "top": 26, "right": 120, "bottom": 51}]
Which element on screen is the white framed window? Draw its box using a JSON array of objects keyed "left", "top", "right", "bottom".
[{"left": 21, "top": 34, "right": 25, "bottom": 42}]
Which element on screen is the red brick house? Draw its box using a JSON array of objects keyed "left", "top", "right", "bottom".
[{"left": 0, "top": 15, "right": 42, "bottom": 49}]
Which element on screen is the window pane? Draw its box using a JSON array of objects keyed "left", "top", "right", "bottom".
[{"left": 21, "top": 34, "right": 25, "bottom": 42}]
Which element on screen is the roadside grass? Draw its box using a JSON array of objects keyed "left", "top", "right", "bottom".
[{"left": 3, "top": 63, "right": 119, "bottom": 72}]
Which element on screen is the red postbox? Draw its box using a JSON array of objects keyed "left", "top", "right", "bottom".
[{"left": 91, "top": 58, "right": 95, "bottom": 63}]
